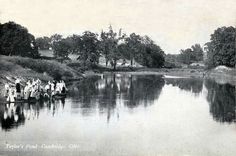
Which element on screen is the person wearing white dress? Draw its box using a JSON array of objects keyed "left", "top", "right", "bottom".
[
  {"left": 7, "top": 88, "right": 15, "bottom": 102},
  {"left": 4, "top": 82, "right": 10, "bottom": 98}
]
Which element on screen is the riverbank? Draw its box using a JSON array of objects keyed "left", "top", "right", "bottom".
[
  {"left": 136, "top": 67, "right": 235, "bottom": 86},
  {"left": 204, "top": 66, "right": 236, "bottom": 86},
  {"left": 0, "top": 55, "right": 83, "bottom": 97},
  {"left": 0, "top": 55, "right": 235, "bottom": 98},
  {"left": 95, "top": 67, "right": 236, "bottom": 85}
]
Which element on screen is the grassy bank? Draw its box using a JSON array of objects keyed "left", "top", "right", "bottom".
[{"left": 0, "top": 55, "right": 83, "bottom": 97}]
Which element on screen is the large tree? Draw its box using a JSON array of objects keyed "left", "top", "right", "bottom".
[
  {"left": 35, "top": 36, "right": 51, "bottom": 50},
  {"left": 100, "top": 26, "right": 125, "bottom": 70},
  {"left": 100, "top": 26, "right": 125, "bottom": 68},
  {"left": 140, "top": 36, "right": 165, "bottom": 68},
  {"left": 53, "top": 38, "right": 71, "bottom": 62},
  {"left": 125, "top": 33, "right": 143, "bottom": 66},
  {"left": 66, "top": 34, "right": 81, "bottom": 54},
  {"left": 50, "top": 34, "right": 63, "bottom": 48},
  {"left": 179, "top": 48, "right": 193, "bottom": 65},
  {"left": 0, "top": 21, "right": 39, "bottom": 58},
  {"left": 108, "top": 27, "right": 125, "bottom": 70},
  {"left": 191, "top": 44, "right": 204, "bottom": 62},
  {"left": 77, "top": 31, "right": 100, "bottom": 67},
  {"left": 205, "top": 26, "right": 236, "bottom": 67},
  {"left": 179, "top": 44, "right": 204, "bottom": 65},
  {"left": 100, "top": 30, "right": 110, "bottom": 66}
]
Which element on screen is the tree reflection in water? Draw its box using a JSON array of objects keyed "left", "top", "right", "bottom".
[
  {"left": 165, "top": 78, "right": 203, "bottom": 95},
  {"left": 124, "top": 75, "right": 165, "bottom": 108},
  {"left": 69, "top": 74, "right": 165, "bottom": 122},
  {"left": 0, "top": 99, "right": 65, "bottom": 131},
  {"left": 165, "top": 77, "right": 236, "bottom": 123},
  {"left": 205, "top": 80, "right": 236, "bottom": 123},
  {"left": 1, "top": 75, "right": 234, "bottom": 130}
]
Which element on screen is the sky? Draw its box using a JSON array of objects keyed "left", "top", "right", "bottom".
[{"left": 0, "top": 0, "right": 235, "bottom": 54}]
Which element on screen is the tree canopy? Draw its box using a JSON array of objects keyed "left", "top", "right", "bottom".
[
  {"left": 53, "top": 38, "right": 71, "bottom": 61},
  {"left": 77, "top": 31, "right": 100, "bottom": 66},
  {"left": 205, "top": 26, "right": 235, "bottom": 68},
  {"left": 1, "top": 22, "right": 166, "bottom": 69},
  {"left": 99, "top": 27, "right": 165, "bottom": 69},
  {"left": 35, "top": 36, "right": 51, "bottom": 50},
  {"left": 179, "top": 44, "right": 204, "bottom": 65},
  {"left": 0, "top": 21, "right": 39, "bottom": 58},
  {"left": 1, "top": 21, "right": 234, "bottom": 71},
  {"left": 100, "top": 26, "right": 125, "bottom": 69}
]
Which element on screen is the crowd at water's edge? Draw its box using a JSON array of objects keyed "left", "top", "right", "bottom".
[{"left": 4, "top": 78, "right": 67, "bottom": 103}]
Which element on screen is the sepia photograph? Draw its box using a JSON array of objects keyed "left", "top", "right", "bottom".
[{"left": 0, "top": 0, "right": 235, "bottom": 155}]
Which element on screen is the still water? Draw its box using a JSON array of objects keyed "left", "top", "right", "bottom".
[{"left": 0, "top": 74, "right": 235, "bottom": 156}]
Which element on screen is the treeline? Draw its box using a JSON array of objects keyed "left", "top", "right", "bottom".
[
  {"left": 165, "top": 44, "right": 204, "bottom": 67},
  {"left": 0, "top": 21, "right": 165, "bottom": 70},
  {"left": 1, "top": 21, "right": 234, "bottom": 69},
  {"left": 166, "top": 26, "right": 235, "bottom": 68},
  {"left": 36, "top": 26, "right": 165, "bottom": 69}
]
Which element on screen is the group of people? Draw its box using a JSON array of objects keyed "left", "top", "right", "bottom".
[
  {"left": 44, "top": 80, "right": 67, "bottom": 97},
  {"left": 4, "top": 78, "right": 67, "bottom": 103}
]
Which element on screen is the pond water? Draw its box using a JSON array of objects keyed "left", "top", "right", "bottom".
[{"left": 0, "top": 74, "right": 235, "bottom": 156}]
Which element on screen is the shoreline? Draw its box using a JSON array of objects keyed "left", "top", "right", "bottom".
[
  {"left": 87, "top": 67, "right": 236, "bottom": 86},
  {"left": 0, "top": 55, "right": 235, "bottom": 99},
  {"left": 0, "top": 69, "right": 235, "bottom": 101}
]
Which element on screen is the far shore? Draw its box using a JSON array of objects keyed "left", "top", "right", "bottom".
[
  {"left": 0, "top": 55, "right": 235, "bottom": 99},
  {"left": 85, "top": 67, "right": 236, "bottom": 86}
]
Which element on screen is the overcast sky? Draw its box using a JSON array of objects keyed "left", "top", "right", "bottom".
[{"left": 0, "top": 0, "right": 235, "bottom": 54}]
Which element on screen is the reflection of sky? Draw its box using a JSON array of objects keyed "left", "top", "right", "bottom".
[{"left": 0, "top": 75, "right": 235, "bottom": 155}]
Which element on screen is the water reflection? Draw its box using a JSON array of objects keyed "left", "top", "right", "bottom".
[
  {"left": 69, "top": 74, "right": 165, "bottom": 121},
  {"left": 0, "top": 74, "right": 235, "bottom": 131},
  {"left": 165, "top": 77, "right": 236, "bottom": 123},
  {"left": 124, "top": 75, "right": 165, "bottom": 108},
  {"left": 165, "top": 78, "right": 203, "bottom": 94},
  {"left": 0, "top": 99, "right": 65, "bottom": 131},
  {"left": 0, "top": 103, "right": 26, "bottom": 130},
  {"left": 205, "top": 80, "right": 236, "bottom": 123},
  {"left": 70, "top": 74, "right": 165, "bottom": 108}
]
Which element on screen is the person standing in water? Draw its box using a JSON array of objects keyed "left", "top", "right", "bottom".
[
  {"left": 61, "top": 80, "right": 67, "bottom": 94},
  {"left": 15, "top": 77, "right": 21, "bottom": 99},
  {"left": 7, "top": 88, "right": 16, "bottom": 103},
  {"left": 4, "top": 82, "right": 10, "bottom": 98}
]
